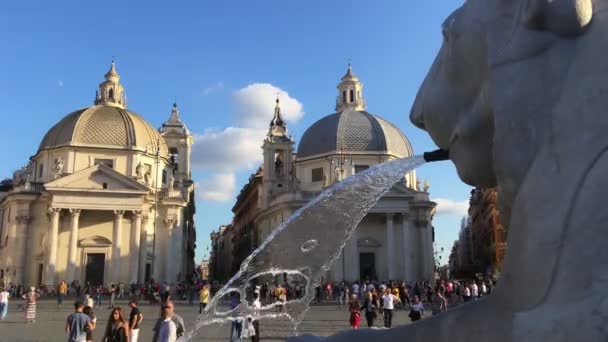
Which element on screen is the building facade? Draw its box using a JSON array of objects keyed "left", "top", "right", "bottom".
[
  {"left": 0, "top": 62, "right": 196, "bottom": 287},
  {"left": 449, "top": 188, "right": 507, "bottom": 278},
  {"left": 214, "top": 65, "right": 436, "bottom": 283}
]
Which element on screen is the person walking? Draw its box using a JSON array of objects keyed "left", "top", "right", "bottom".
[
  {"left": 199, "top": 285, "right": 210, "bottom": 314},
  {"left": 409, "top": 295, "right": 424, "bottom": 322},
  {"left": 95, "top": 286, "right": 104, "bottom": 308},
  {"left": 152, "top": 302, "right": 178, "bottom": 342},
  {"left": 84, "top": 294, "right": 94, "bottom": 309},
  {"left": 152, "top": 301, "right": 185, "bottom": 341},
  {"left": 0, "top": 286, "right": 9, "bottom": 320},
  {"left": 108, "top": 284, "right": 116, "bottom": 309},
  {"left": 58, "top": 280, "right": 68, "bottom": 307},
  {"left": 348, "top": 294, "right": 361, "bottom": 329},
  {"left": 129, "top": 299, "right": 143, "bottom": 342},
  {"left": 102, "top": 307, "right": 129, "bottom": 342},
  {"left": 250, "top": 294, "right": 261, "bottom": 342},
  {"left": 22, "top": 287, "right": 40, "bottom": 324},
  {"left": 360, "top": 291, "right": 378, "bottom": 327},
  {"left": 381, "top": 288, "right": 398, "bottom": 328},
  {"left": 65, "top": 300, "right": 92, "bottom": 342},
  {"left": 83, "top": 306, "right": 97, "bottom": 342}
]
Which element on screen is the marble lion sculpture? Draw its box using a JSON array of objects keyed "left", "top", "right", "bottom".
[{"left": 291, "top": 0, "right": 607, "bottom": 341}]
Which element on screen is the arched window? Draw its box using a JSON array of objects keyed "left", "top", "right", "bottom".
[
  {"left": 38, "top": 164, "right": 43, "bottom": 178},
  {"left": 108, "top": 88, "right": 114, "bottom": 100},
  {"left": 350, "top": 90, "right": 354, "bottom": 102},
  {"left": 342, "top": 90, "right": 346, "bottom": 104}
]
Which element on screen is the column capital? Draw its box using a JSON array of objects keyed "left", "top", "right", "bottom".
[
  {"left": 131, "top": 210, "right": 142, "bottom": 218},
  {"left": 69, "top": 208, "right": 81, "bottom": 216},
  {"left": 113, "top": 209, "right": 125, "bottom": 217},
  {"left": 48, "top": 207, "right": 62, "bottom": 215}
]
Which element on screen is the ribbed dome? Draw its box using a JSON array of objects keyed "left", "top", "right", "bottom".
[
  {"left": 296, "top": 109, "right": 414, "bottom": 159},
  {"left": 39, "top": 105, "right": 168, "bottom": 156}
]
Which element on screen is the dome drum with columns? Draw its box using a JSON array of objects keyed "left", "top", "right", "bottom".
[
  {"left": 0, "top": 61, "right": 196, "bottom": 287},
  {"left": 212, "top": 65, "right": 436, "bottom": 283}
]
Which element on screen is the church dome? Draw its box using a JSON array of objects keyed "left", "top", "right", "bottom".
[
  {"left": 296, "top": 109, "right": 414, "bottom": 159},
  {"left": 38, "top": 105, "right": 168, "bottom": 156},
  {"left": 38, "top": 61, "right": 168, "bottom": 156}
]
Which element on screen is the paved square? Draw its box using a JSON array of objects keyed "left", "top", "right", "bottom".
[{"left": 0, "top": 298, "right": 430, "bottom": 341}]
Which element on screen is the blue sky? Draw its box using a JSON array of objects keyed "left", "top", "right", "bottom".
[{"left": 0, "top": 0, "right": 468, "bottom": 264}]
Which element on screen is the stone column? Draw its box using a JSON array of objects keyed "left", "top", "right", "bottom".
[
  {"left": 130, "top": 210, "right": 142, "bottom": 284},
  {"left": 386, "top": 213, "right": 395, "bottom": 280},
  {"left": 67, "top": 209, "right": 81, "bottom": 282},
  {"left": 401, "top": 213, "right": 411, "bottom": 281},
  {"left": 112, "top": 210, "right": 124, "bottom": 283},
  {"left": 46, "top": 208, "right": 61, "bottom": 286},
  {"left": 15, "top": 214, "right": 32, "bottom": 285},
  {"left": 164, "top": 216, "right": 176, "bottom": 283},
  {"left": 138, "top": 215, "right": 149, "bottom": 283}
]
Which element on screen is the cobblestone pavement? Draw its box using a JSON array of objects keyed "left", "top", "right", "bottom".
[{"left": 0, "top": 298, "right": 432, "bottom": 341}]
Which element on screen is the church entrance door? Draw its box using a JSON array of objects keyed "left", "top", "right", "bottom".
[
  {"left": 85, "top": 253, "right": 105, "bottom": 286},
  {"left": 359, "top": 253, "right": 376, "bottom": 281}
]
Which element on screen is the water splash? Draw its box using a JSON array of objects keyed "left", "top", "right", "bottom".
[{"left": 181, "top": 156, "right": 426, "bottom": 341}]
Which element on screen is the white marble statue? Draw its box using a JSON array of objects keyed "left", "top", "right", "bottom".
[
  {"left": 293, "top": 0, "right": 605, "bottom": 341},
  {"left": 53, "top": 156, "right": 64, "bottom": 174},
  {"left": 168, "top": 172, "right": 175, "bottom": 190},
  {"left": 135, "top": 161, "right": 144, "bottom": 179}
]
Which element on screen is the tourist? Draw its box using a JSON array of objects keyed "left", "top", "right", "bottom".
[
  {"left": 58, "top": 280, "right": 68, "bottom": 307},
  {"left": 470, "top": 281, "right": 479, "bottom": 300},
  {"left": 129, "top": 299, "right": 143, "bottom": 342},
  {"left": 251, "top": 294, "right": 261, "bottom": 342},
  {"left": 95, "top": 285, "right": 104, "bottom": 308},
  {"left": 152, "top": 301, "right": 185, "bottom": 341},
  {"left": 360, "top": 291, "right": 378, "bottom": 327},
  {"left": 83, "top": 305, "right": 97, "bottom": 342},
  {"left": 229, "top": 294, "right": 243, "bottom": 341},
  {"left": 431, "top": 286, "right": 447, "bottom": 315},
  {"left": 0, "top": 286, "right": 9, "bottom": 320},
  {"left": 108, "top": 284, "right": 116, "bottom": 309},
  {"left": 199, "top": 285, "right": 210, "bottom": 314},
  {"left": 22, "top": 286, "right": 40, "bottom": 324},
  {"left": 348, "top": 294, "right": 361, "bottom": 329},
  {"left": 102, "top": 307, "right": 129, "bottom": 342},
  {"left": 152, "top": 302, "right": 179, "bottom": 342},
  {"left": 242, "top": 315, "right": 256, "bottom": 340},
  {"left": 84, "top": 294, "right": 94, "bottom": 308},
  {"left": 463, "top": 283, "right": 471, "bottom": 302},
  {"left": 65, "top": 300, "right": 92, "bottom": 342},
  {"left": 409, "top": 295, "right": 424, "bottom": 322},
  {"left": 381, "top": 287, "right": 399, "bottom": 328}
]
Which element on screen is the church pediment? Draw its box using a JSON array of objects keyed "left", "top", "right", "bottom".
[
  {"left": 79, "top": 235, "right": 112, "bottom": 247},
  {"left": 45, "top": 164, "right": 149, "bottom": 193}
]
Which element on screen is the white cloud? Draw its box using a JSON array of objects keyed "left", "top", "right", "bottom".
[
  {"left": 433, "top": 198, "right": 469, "bottom": 216},
  {"left": 191, "top": 127, "right": 266, "bottom": 172},
  {"left": 203, "top": 81, "right": 224, "bottom": 96},
  {"left": 191, "top": 83, "right": 304, "bottom": 203},
  {"left": 198, "top": 173, "right": 236, "bottom": 202},
  {"left": 233, "top": 83, "right": 304, "bottom": 128},
  {"left": 58, "top": 80, "right": 63, "bottom": 87}
]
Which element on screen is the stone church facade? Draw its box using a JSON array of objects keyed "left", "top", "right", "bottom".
[
  {"left": 0, "top": 61, "right": 196, "bottom": 287},
  {"left": 214, "top": 65, "right": 437, "bottom": 283}
]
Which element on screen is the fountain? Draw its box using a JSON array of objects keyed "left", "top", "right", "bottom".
[{"left": 188, "top": 0, "right": 608, "bottom": 339}]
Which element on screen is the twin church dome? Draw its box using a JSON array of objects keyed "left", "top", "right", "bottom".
[
  {"left": 39, "top": 62, "right": 413, "bottom": 161},
  {"left": 38, "top": 61, "right": 170, "bottom": 157},
  {"left": 296, "top": 64, "right": 414, "bottom": 159}
]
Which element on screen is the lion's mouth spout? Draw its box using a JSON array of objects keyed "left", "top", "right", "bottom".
[{"left": 423, "top": 149, "right": 450, "bottom": 162}]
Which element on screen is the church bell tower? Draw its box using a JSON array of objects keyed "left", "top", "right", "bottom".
[
  {"left": 160, "top": 103, "right": 194, "bottom": 188},
  {"left": 261, "top": 98, "right": 295, "bottom": 209}
]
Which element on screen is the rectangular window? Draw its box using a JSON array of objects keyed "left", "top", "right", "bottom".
[
  {"left": 311, "top": 168, "right": 324, "bottom": 182},
  {"left": 355, "top": 165, "right": 369, "bottom": 173},
  {"left": 38, "top": 164, "right": 43, "bottom": 178},
  {"left": 94, "top": 158, "right": 114, "bottom": 168},
  {"left": 162, "top": 169, "right": 168, "bottom": 185}
]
